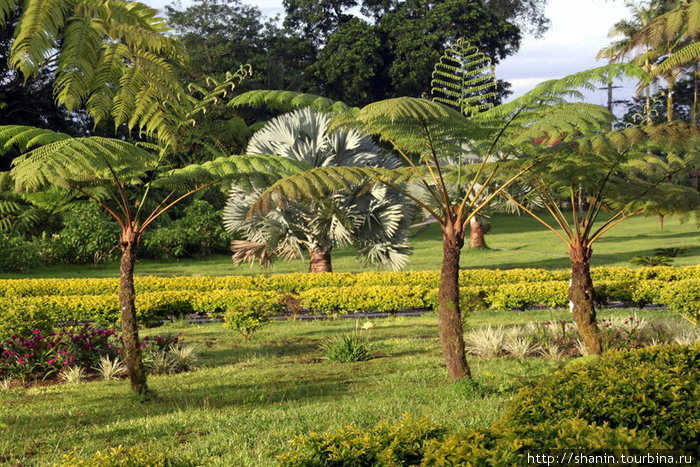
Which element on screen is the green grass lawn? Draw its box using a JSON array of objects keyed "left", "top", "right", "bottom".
[
  {"left": 2, "top": 212, "right": 697, "bottom": 279},
  {"left": 0, "top": 308, "right": 689, "bottom": 466}
]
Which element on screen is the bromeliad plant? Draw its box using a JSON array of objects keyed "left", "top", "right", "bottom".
[{"left": 231, "top": 43, "right": 650, "bottom": 379}]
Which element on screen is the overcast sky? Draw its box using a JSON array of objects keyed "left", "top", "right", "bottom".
[{"left": 148, "top": 0, "right": 636, "bottom": 107}]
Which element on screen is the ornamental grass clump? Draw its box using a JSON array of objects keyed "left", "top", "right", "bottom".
[{"left": 320, "top": 321, "right": 375, "bottom": 363}]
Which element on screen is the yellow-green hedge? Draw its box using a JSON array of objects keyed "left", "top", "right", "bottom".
[{"left": 2, "top": 266, "right": 697, "bottom": 298}]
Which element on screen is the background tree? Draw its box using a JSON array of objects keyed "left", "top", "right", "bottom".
[{"left": 223, "top": 108, "right": 411, "bottom": 273}]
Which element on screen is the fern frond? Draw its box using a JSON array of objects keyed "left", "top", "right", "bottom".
[
  {"left": 230, "top": 90, "right": 355, "bottom": 114},
  {"left": 7, "top": 131, "right": 157, "bottom": 192},
  {"left": 431, "top": 38, "right": 497, "bottom": 117},
  {"left": 9, "top": 0, "right": 69, "bottom": 78},
  {"left": 154, "top": 155, "right": 311, "bottom": 192},
  {"left": 0, "top": 125, "right": 72, "bottom": 153}
]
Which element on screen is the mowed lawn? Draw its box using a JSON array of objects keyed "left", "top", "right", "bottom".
[
  {"left": 0, "top": 308, "right": 688, "bottom": 466},
  {"left": 1, "top": 212, "right": 697, "bottom": 279}
]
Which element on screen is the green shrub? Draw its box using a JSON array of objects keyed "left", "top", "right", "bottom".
[
  {"left": 142, "top": 200, "right": 231, "bottom": 259},
  {"left": 0, "top": 234, "right": 44, "bottom": 272},
  {"left": 421, "top": 418, "right": 667, "bottom": 466},
  {"left": 658, "top": 279, "right": 700, "bottom": 324},
  {"left": 223, "top": 292, "right": 283, "bottom": 340},
  {"left": 488, "top": 281, "right": 568, "bottom": 311},
  {"left": 58, "top": 446, "right": 196, "bottom": 466},
  {"left": 500, "top": 343, "right": 700, "bottom": 452},
  {"left": 278, "top": 414, "right": 445, "bottom": 467},
  {"left": 44, "top": 202, "right": 119, "bottom": 265}
]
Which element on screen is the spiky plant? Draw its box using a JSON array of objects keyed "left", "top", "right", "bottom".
[
  {"left": 503, "top": 334, "right": 538, "bottom": 359},
  {"left": 0, "top": 124, "right": 305, "bottom": 394},
  {"left": 93, "top": 356, "right": 127, "bottom": 380},
  {"left": 59, "top": 366, "right": 85, "bottom": 384},
  {"left": 223, "top": 108, "right": 411, "bottom": 273},
  {"left": 168, "top": 345, "right": 199, "bottom": 373},
  {"left": 465, "top": 326, "right": 506, "bottom": 357}
]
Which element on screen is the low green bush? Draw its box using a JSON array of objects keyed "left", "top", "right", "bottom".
[
  {"left": 0, "top": 303, "right": 55, "bottom": 340},
  {"left": 3, "top": 266, "right": 697, "bottom": 298},
  {"left": 421, "top": 418, "right": 666, "bottom": 466},
  {"left": 278, "top": 414, "right": 445, "bottom": 466},
  {"left": 0, "top": 234, "right": 44, "bottom": 272},
  {"left": 658, "top": 279, "right": 700, "bottom": 324},
  {"left": 222, "top": 292, "right": 284, "bottom": 340},
  {"left": 500, "top": 343, "right": 700, "bottom": 453},
  {"left": 488, "top": 281, "right": 568, "bottom": 311},
  {"left": 298, "top": 286, "right": 429, "bottom": 315}
]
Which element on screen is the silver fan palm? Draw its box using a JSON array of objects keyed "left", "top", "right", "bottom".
[{"left": 224, "top": 108, "right": 411, "bottom": 272}]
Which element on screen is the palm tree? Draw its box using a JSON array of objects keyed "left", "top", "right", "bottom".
[
  {"left": 223, "top": 108, "right": 411, "bottom": 273},
  {"left": 0, "top": 125, "right": 303, "bottom": 394},
  {"left": 232, "top": 60, "right": 643, "bottom": 378}
]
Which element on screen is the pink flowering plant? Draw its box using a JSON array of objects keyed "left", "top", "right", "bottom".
[{"left": 0, "top": 324, "right": 119, "bottom": 381}]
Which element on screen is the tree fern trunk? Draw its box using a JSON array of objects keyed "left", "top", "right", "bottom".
[
  {"left": 568, "top": 241, "right": 602, "bottom": 355},
  {"left": 438, "top": 222, "right": 471, "bottom": 380},
  {"left": 119, "top": 228, "right": 147, "bottom": 394}
]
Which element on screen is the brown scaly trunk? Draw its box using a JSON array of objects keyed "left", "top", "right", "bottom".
[
  {"left": 568, "top": 241, "right": 602, "bottom": 355},
  {"left": 438, "top": 220, "right": 471, "bottom": 380},
  {"left": 469, "top": 217, "right": 487, "bottom": 249},
  {"left": 658, "top": 214, "right": 664, "bottom": 230},
  {"left": 308, "top": 245, "right": 332, "bottom": 273},
  {"left": 119, "top": 228, "right": 147, "bottom": 394}
]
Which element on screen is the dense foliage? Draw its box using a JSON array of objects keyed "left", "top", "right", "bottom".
[{"left": 280, "top": 343, "right": 699, "bottom": 465}]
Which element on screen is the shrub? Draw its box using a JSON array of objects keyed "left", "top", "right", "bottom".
[
  {"left": 0, "top": 234, "right": 44, "bottom": 272},
  {"left": 58, "top": 446, "right": 196, "bottom": 467},
  {"left": 44, "top": 202, "right": 119, "bottom": 265},
  {"left": 223, "top": 293, "right": 283, "bottom": 340},
  {"left": 500, "top": 343, "right": 700, "bottom": 452},
  {"left": 0, "top": 325, "right": 119, "bottom": 380},
  {"left": 0, "top": 303, "right": 55, "bottom": 340},
  {"left": 142, "top": 200, "right": 231, "bottom": 259},
  {"left": 278, "top": 414, "right": 445, "bottom": 467},
  {"left": 488, "top": 281, "right": 568, "bottom": 311},
  {"left": 421, "top": 418, "right": 667, "bottom": 466}
]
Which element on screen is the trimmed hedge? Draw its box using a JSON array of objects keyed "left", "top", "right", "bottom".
[
  {"left": 2, "top": 266, "right": 697, "bottom": 298},
  {"left": 0, "top": 278, "right": 696, "bottom": 336}
]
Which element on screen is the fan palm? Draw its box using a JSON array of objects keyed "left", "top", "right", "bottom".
[
  {"left": 0, "top": 125, "right": 305, "bottom": 394},
  {"left": 232, "top": 59, "right": 651, "bottom": 379},
  {"left": 223, "top": 108, "right": 411, "bottom": 272}
]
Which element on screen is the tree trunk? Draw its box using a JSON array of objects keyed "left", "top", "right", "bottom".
[
  {"left": 568, "top": 241, "right": 602, "bottom": 355},
  {"left": 308, "top": 246, "right": 332, "bottom": 273},
  {"left": 658, "top": 214, "right": 664, "bottom": 231},
  {"left": 438, "top": 221, "right": 471, "bottom": 380},
  {"left": 119, "top": 228, "right": 147, "bottom": 394},
  {"left": 469, "top": 217, "right": 487, "bottom": 249}
]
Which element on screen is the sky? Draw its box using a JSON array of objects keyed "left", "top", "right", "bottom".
[{"left": 148, "top": 0, "right": 637, "bottom": 107}]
